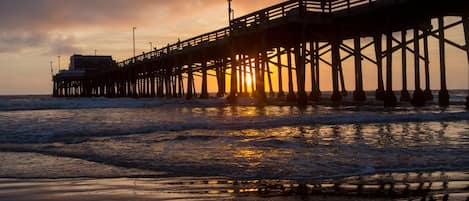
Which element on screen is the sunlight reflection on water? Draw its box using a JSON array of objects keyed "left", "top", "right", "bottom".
[{"left": 1, "top": 120, "right": 467, "bottom": 180}]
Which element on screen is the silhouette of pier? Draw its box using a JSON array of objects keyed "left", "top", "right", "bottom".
[{"left": 53, "top": 0, "right": 469, "bottom": 108}]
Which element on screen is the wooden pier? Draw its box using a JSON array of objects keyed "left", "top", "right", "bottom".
[{"left": 53, "top": 0, "right": 469, "bottom": 108}]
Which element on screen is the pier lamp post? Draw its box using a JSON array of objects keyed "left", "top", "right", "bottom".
[
  {"left": 228, "top": 0, "right": 233, "bottom": 26},
  {"left": 149, "top": 42, "right": 153, "bottom": 51},
  {"left": 50, "top": 61, "right": 53, "bottom": 77}
]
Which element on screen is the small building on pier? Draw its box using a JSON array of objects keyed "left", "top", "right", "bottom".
[
  {"left": 69, "top": 55, "right": 116, "bottom": 73},
  {"left": 56, "top": 54, "right": 117, "bottom": 77},
  {"left": 53, "top": 55, "right": 118, "bottom": 97}
]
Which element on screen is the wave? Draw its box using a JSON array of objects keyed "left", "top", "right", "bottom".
[
  {"left": 1, "top": 108, "right": 468, "bottom": 144},
  {"left": 0, "top": 90, "right": 467, "bottom": 111},
  {"left": 1, "top": 139, "right": 468, "bottom": 181},
  {"left": 0, "top": 95, "right": 226, "bottom": 111}
]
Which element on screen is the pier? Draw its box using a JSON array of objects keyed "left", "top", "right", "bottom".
[{"left": 53, "top": 0, "right": 469, "bottom": 108}]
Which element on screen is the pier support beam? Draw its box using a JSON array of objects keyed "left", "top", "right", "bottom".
[
  {"left": 221, "top": 59, "right": 227, "bottom": 96},
  {"left": 178, "top": 68, "right": 184, "bottom": 97},
  {"left": 228, "top": 55, "right": 238, "bottom": 103},
  {"left": 309, "top": 42, "right": 320, "bottom": 101},
  {"left": 374, "top": 35, "right": 385, "bottom": 100},
  {"left": 423, "top": 29, "right": 433, "bottom": 101},
  {"left": 266, "top": 58, "right": 275, "bottom": 98},
  {"left": 331, "top": 41, "right": 342, "bottom": 102},
  {"left": 412, "top": 28, "right": 426, "bottom": 107},
  {"left": 384, "top": 32, "right": 397, "bottom": 107},
  {"left": 127, "top": 71, "right": 131, "bottom": 97},
  {"left": 314, "top": 42, "right": 322, "bottom": 99},
  {"left": 239, "top": 57, "right": 244, "bottom": 96},
  {"left": 463, "top": 16, "right": 469, "bottom": 109},
  {"left": 166, "top": 70, "right": 172, "bottom": 98},
  {"left": 277, "top": 47, "right": 285, "bottom": 99},
  {"left": 216, "top": 60, "right": 225, "bottom": 97},
  {"left": 353, "top": 37, "right": 366, "bottom": 102},
  {"left": 339, "top": 63, "right": 348, "bottom": 96},
  {"left": 256, "top": 52, "right": 267, "bottom": 103},
  {"left": 400, "top": 30, "right": 411, "bottom": 102},
  {"left": 172, "top": 74, "right": 178, "bottom": 97},
  {"left": 150, "top": 72, "right": 156, "bottom": 97},
  {"left": 295, "top": 43, "right": 308, "bottom": 106},
  {"left": 132, "top": 70, "right": 137, "bottom": 97},
  {"left": 200, "top": 61, "right": 209, "bottom": 99},
  {"left": 186, "top": 65, "right": 194, "bottom": 100},
  {"left": 156, "top": 75, "right": 161, "bottom": 97},
  {"left": 147, "top": 74, "right": 151, "bottom": 97},
  {"left": 52, "top": 80, "right": 57, "bottom": 97},
  {"left": 438, "top": 17, "right": 450, "bottom": 106},
  {"left": 286, "top": 47, "right": 297, "bottom": 102},
  {"left": 242, "top": 55, "right": 249, "bottom": 96},
  {"left": 248, "top": 57, "right": 256, "bottom": 94}
]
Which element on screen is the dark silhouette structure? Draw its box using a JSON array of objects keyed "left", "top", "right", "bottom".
[
  {"left": 53, "top": 55, "right": 118, "bottom": 97},
  {"left": 53, "top": 0, "right": 469, "bottom": 108},
  {"left": 68, "top": 55, "right": 116, "bottom": 72}
]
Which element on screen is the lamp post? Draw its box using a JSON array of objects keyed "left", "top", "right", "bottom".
[
  {"left": 50, "top": 61, "right": 54, "bottom": 76},
  {"left": 228, "top": 0, "right": 232, "bottom": 26},
  {"left": 133, "top": 27, "right": 137, "bottom": 58},
  {"left": 149, "top": 42, "right": 153, "bottom": 51}
]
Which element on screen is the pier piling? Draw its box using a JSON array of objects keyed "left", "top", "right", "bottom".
[
  {"left": 401, "top": 30, "right": 411, "bottom": 102},
  {"left": 423, "top": 28, "right": 433, "bottom": 101},
  {"left": 412, "top": 28, "right": 426, "bottom": 107},
  {"left": 200, "top": 61, "right": 209, "bottom": 99},
  {"left": 353, "top": 37, "right": 366, "bottom": 102},
  {"left": 374, "top": 35, "right": 385, "bottom": 101},
  {"left": 331, "top": 41, "right": 342, "bottom": 102},
  {"left": 463, "top": 16, "right": 469, "bottom": 109},
  {"left": 438, "top": 17, "right": 449, "bottom": 107},
  {"left": 287, "top": 47, "right": 297, "bottom": 102},
  {"left": 384, "top": 32, "right": 397, "bottom": 107},
  {"left": 277, "top": 47, "right": 285, "bottom": 99}
]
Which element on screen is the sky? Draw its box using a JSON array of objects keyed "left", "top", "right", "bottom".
[{"left": 0, "top": 0, "right": 468, "bottom": 95}]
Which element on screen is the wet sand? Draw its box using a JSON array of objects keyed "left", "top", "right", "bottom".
[
  {"left": 0, "top": 176, "right": 468, "bottom": 201},
  {"left": 0, "top": 152, "right": 468, "bottom": 201}
]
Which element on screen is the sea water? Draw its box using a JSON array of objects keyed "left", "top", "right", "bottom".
[{"left": 0, "top": 90, "right": 468, "bottom": 200}]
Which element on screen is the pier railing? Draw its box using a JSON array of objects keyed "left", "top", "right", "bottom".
[
  {"left": 231, "top": 0, "right": 376, "bottom": 30},
  {"left": 117, "top": 0, "right": 377, "bottom": 68},
  {"left": 118, "top": 27, "right": 230, "bottom": 67}
]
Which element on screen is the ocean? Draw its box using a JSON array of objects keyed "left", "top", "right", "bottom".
[{"left": 0, "top": 90, "right": 468, "bottom": 200}]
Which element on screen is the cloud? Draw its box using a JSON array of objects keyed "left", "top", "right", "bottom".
[
  {"left": 0, "top": 32, "right": 48, "bottom": 53},
  {"left": 0, "top": 31, "right": 80, "bottom": 55},
  {"left": 0, "top": 0, "right": 284, "bottom": 31},
  {"left": 0, "top": 0, "right": 221, "bottom": 31},
  {"left": 46, "top": 34, "right": 81, "bottom": 55},
  {"left": 0, "top": 0, "right": 283, "bottom": 55}
]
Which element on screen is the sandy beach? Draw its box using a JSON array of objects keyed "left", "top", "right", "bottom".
[{"left": 0, "top": 152, "right": 468, "bottom": 201}]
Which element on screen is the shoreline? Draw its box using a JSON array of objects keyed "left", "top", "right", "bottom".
[
  {"left": 0, "top": 170, "right": 467, "bottom": 201},
  {"left": 0, "top": 152, "right": 467, "bottom": 200}
]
